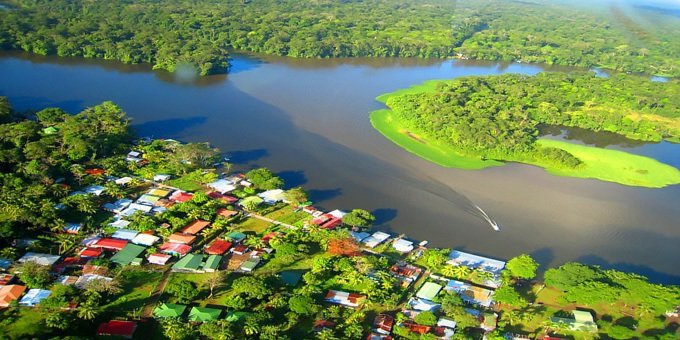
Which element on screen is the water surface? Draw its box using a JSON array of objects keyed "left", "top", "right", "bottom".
[{"left": 1, "top": 51, "right": 678, "bottom": 283}]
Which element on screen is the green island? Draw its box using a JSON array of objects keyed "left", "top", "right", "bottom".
[
  {"left": 0, "top": 98, "right": 678, "bottom": 339},
  {"left": 1, "top": 0, "right": 679, "bottom": 76},
  {"left": 371, "top": 72, "right": 680, "bottom": 188}
]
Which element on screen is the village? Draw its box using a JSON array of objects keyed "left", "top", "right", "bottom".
[{"left": 0, "top": 138, "right": 675, "bottom": 340}]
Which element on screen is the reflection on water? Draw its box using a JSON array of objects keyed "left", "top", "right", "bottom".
[
  {"left": 539, "top": 125, "right": 649, "bottom": 148},
  {"left": 0, "top": 51, "right": 678, "bottom": 283}
]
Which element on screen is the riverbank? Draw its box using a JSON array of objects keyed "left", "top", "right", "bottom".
[{"left": 371, "top": 78, "right": 680, "bottom": 188}]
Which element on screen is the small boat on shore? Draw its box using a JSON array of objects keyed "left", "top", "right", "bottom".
[{"left": 474, "top": 205, "right": 501, "bottom": 232}]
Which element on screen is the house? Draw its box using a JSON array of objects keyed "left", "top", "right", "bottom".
[
  {"left": 147, "top": 253, "right": 172, "bottom": 265},
  {"left": 444, "top": 279, "right": 494, "bottom": 307},
  {"left": 402, "top": 321, "right": 432, "bottom": 335},
  {"left": 324, "top": 290, "right": 366, "bottom": 308},
  {"left": 437, "top": 317, "right": 457, "bottom": 335},
  {"left": 171, "top": 254, "right": 204, "bottom": 273},
  {"left": 0, "top": 285, "right": 26, "bottom": 307},
  {"left": 111, "top": 244, "right": 147, "bottom": 266},
  {"left": 362, "top": 231, "right": 391, "bottom": 248},
  {"left": 85, "top": 168, "right": 105, "bottom": 176},
  {"left": 96, "top": 320, "right": 137, "bottom": 339},
  {"left": 82, "top": 265, "right": 109, "bottom": 276},
  {"left": 64, "top": 223, "right": 83, "bottom": 234},
  {"left": 208, "top": 179, "right": 237, "bottom": 194},
  {"left": 210, "top": 193, "right": 238, "bottom": 204},
  {"left": 132, "top": 233, "right": 160, "bottom": 246},
  {"left": 79, "top": 247, "right": 104, "bottom": 258},
  {"left": 366, "top": 333, "right": 393, "bottom": 340},
  {"left": 83, "top": 185, "right": 106, "bottom": 196},
  {"left": 169, "top": 190, "right": 193, "bottom": 203},
  {"left": 374, "top": 314, "right": 394, "bottom": 335},
  {"left": 168, "top": 233, "right": 196, "bottom": 245},
  {"left": 91, "top": 238, "right": 128, "bottom": 251},
  {"left": 407, "top": 297, "right": 441, "bottom": 312},
  {"left": 103, "top": 198, "right": 133, "bottom": 213},
  {"left": 154, "top": 303, "right": 187, "bottom": 318},
  {"left": 0, "top": 274, "right": 15, "bottom": 285},
  {"left": 390, "top": 262, "right": 422, "bottom": 288},
  {"left": 188, "top": 306, "right": 222, "bottom": 322},
  {"left": 416, "top": 282, "right": 443, "bottom": 301},
  {"left": 216, "top": 208, "right": 238, "bottom": 218},
  {"left": 226, "top": 231, "right": 247, "bottom": 243},
  {"left": 350, "top": 231, "right": 371, "bottom": 242},
  {"left": 53, "top": 257, "right": 89, "bottom": 273},
  {"left": 137, "top": 194, "right": 162, "bottom": 205},
  {"left": 57, "top": 275, "right": 79, "bottom": 285},
  {"left": 313, "top": 320, "right": 336, "bottom": 333},
  {"left": 205, "top": 239, "right": 232, "bottom": 255},
  {"left": 109, "top": 219, "right": 131, "bottom": 228},
  {"left": 203, "top": 255, "right": 222, "bottom": 272},
  {"left": 392, "top": 238, "right": 414, "bottom": 253},
  {"left": 240, "top": 257, "right": 261, "bottom": 272},
  {"left": 328, "top": 209, "right": 347, "bottom": 219},
  {"left": 159, "top": 242, "right": 192, "bottom": 256},
  {"left": 18, "top": 289, "right": 51, "bottom": 307},
  {"left": 231, "top": 244, "right": 249, "bottom": 255},
  {"left": 75, "top": 274, "right": 112, "bottom": 289},
  {"left": 153, "top": 174, "right": 171, "bottom": 182},
  {"left": 148, "top": 188, "right": 172, "bottom": 198},
  {"left": 551, "top": 310, "right": 598, "bottom": 332},
  {"left": 0, "top": 258, "right": 12, "bottom": 271},
  {"left": 18, "top": 252, "right": 61, "bottom": 266},
  {"left": 181, "top": 220, "right": 210, "bottom": 235},
  {"left": 112, "top": 228, "right": 139, "bottom": 241},
  {"left": 114, "top": 177, "right": 133, "bottom": 185},
  {"left": 258, "top": 189, "right": 286, "bottom": 204},
  {"left": 447, "top": 250, "right": 505, "bottom": 288},
  {"left": 129, "top": 202, "right": 154, "bottom": 213}
]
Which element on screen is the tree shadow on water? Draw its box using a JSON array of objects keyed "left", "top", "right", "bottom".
[
  {"left": 277, "top": 170, "right": 307, "bottom": 188},
  {"left": 372, "top": 208, "right": 398, "bottom": 226},
  {"left": 227, "top": 149, "right": 269, "bottom": 165},
  {"left": 308, "top": 188, "right": 342, "bottom": 204},
  {"left": 132, "top": 116, "right": 207, "bottom": 138}
]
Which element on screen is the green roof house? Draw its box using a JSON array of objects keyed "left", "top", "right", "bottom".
[
  {"left": 240, "top": 257, "right": 261, "bottom": 272},
  {"left": 226, "top": 231, "right": 246, "bottom": 243},
  {"left": 171, "top": 254, "right": 204, "bottom": 273},
  {"left": 153, "top": 303, "right": 187, "bottom": 318},
  {"left": 110, "top": 244, "right": 146, "bottom": 266},
  {"left": 188, "top": 307, "right": 222, "bottom": 322},
  {"left": 225, "top": 311, "right": 249, "bottom": 323},
  {"left": 416, "top": 282, "right": 442, "bottom": 301},
  {"left": 551, "top": 310, "right": 598, "bottom": 332},
  {"left": 203, "top": 255, "right": 222, "bottom": 272}
]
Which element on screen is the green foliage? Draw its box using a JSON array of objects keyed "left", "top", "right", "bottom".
[
  {"left": 544, "top": 262, "right": 604, "bottom": 291},
  {"left": 505, "top": 254, "right": 539, "bottom": 280},
  {"left": 245, "top": 168, "right": 284, "bottom": 190},
  {"left": 15, "top": 261, "right": 52, "bottom": 288},
  {"left": 493, "top": 285, "right": 527, "bottom": 307},
  {"left": 283, "top": 187, "right": 308, "bottom": 206},
  {"left": 166, "top": 280, "right": 199, "bottom": 304},
  {"left": 341, "top": 209, "right": 376, "bottom": 228},
  {"left": 287, "top": 295, "right": 318, "bottom": 315},
  {"left": 414, "top": 311, "right": 437, "bottom": 326}
]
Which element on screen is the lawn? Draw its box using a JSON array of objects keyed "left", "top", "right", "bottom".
[
  {"left": 236, "top": 216, "right": 271, "bottom": 234},
  {"left": 166, "top": 175, "right": 203, "bottom": 192},
  {"left": 0, "top": 307, "right": 49, "bottom": 339},
  {"left": 104, "top": 267, "right": 164, "bottom": 314},
  {"left": 536, "top": 139, "right": 680, "bottom": 188}
]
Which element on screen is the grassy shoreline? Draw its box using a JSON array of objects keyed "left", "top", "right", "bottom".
[{"left": 371, "top": 84, "right": 680, "bottom": 188}]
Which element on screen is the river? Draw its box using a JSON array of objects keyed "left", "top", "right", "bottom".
[{"left": 1, "top": 51, "right": 678, "bottom": 283}]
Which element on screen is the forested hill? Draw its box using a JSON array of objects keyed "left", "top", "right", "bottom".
[{"left": 1, "top": 0, "right": 679, "bottom": 76}]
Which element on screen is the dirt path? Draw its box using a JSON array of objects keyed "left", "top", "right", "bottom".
[{"left": 141, "top": 269, "right": 172, "bottom": 317}]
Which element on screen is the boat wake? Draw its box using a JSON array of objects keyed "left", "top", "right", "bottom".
[{"left": 474, "top": 205, "right": 501, "bottom": 232}]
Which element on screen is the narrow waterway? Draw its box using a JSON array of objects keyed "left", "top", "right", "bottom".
[{"left": 1, "top": 51, "right": 678, "bottom": 283}]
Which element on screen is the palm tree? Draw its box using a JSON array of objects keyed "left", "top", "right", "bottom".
[
  {"left": 243, "top": 321, "right": 260, "bottom": 336},
  {"left": 77, "top": 303, "right": 99, "bottom": 320},
  {"left": 471, "top": 269, "right": 494, "bottom": 284},
  {"left": 244, "top": 237, "right": 265, "bottom": 250},
  {"left": 451, "top": 265, "right": 472, "bottom": 279},
  {"left": 55, "top": 234, "right": 77, "bottom": 255},
  {"left": 442, "top": 265, "right": 457, "bottom": 278}
]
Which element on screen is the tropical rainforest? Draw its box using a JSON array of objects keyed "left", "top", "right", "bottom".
[
  {"left": 371, "top": 72, "right": 680, "bottom": 187},
  {"left": 0, "top": 0, "right": 679, "bottom": 75}
]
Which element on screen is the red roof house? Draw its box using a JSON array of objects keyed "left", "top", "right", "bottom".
[
  {"left": 205, "top": 239, "right": 232, "bottom": 255},
  {"left": 169, "top": 191, "right": 193, "bottom": 203},
  {"left": 0, "top": 274, "right": 15, "bottom": 286},
  {"left": 159, "top": 242, "right": 192, "bottom": 256},
  {"left": 403, "top": 321, "right": 432, "bottom": 335},
  {"left": 374, "top": 314, "right": 394, "bottom": 335},
  {"left": 0, "top": 285, "right": 26, "bottom": 307},
  {"left": 80, "top": 247, "right": 104, "bottom": 258},
  {"left": 91, "top": 238, "right": 128, "bottom": 251},
  {"left": 181, "top": 220, "right": 210, "bottom": 235},
  {"left": 96, "top": 320, "right": 137, "bottom": 339},
  {"left": 168, "top": 233, "right": 196, "bottom": 245},
  {"left": 217, "top": 208, "right": 238, "bottom": 218},
  {"left": 320, "top": 217, "right": 342, "bottom": 229},
  {"left": 231, "top": 244, "right": 249, "bottom": 255},
  {"left": 85, "top": 168, "right": 106, "bottom": 176}
]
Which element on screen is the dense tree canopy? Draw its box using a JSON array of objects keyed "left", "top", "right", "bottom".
[
  {"left": 1, "top": 0, "right": 679, "bottom": 75},
  {"left": 382, "top": 72, "right": 680, "bottom": 169}
]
